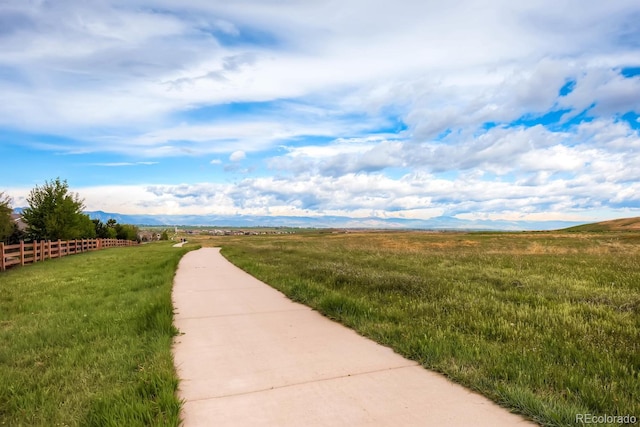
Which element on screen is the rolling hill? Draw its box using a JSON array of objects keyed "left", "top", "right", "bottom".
[{"left": 562, "top": 216, "right": 640, "bottom": 232}]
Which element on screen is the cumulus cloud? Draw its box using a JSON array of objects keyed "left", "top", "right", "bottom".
[
  {"left": 2, "top": 0, "right": 640, "bottom": 222},
  {"left": 65, "top": 153, "right": 637, "bottom": 219},
  {"left": 229, "top": 150, "right": 246, "bottom": 162},
  {"left": 270, "top": 137, "right": 405, "bottom": 176}
]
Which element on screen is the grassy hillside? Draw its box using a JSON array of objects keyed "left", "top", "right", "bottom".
[
  {"left": 563, "top": 216, "right": 640, "bottom": 232},
  {"left": 189, "top": 230, "right": 640, "bottom": 427}
]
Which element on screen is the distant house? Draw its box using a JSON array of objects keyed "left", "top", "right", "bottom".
[
  {"left": 138, "top": 231, "right": 162, "bottom": 242},
  {"left": 10, "top": 214, "right": 27, "bottom": 231},
  {"left": 138, "top": 231, "right": 154, "bottom": 242}
]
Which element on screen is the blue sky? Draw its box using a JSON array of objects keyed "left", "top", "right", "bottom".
[{"left": 1, "top": 0, "right": 640, "bottom": 223}]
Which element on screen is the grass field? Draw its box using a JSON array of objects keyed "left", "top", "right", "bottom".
[
  {"left": 189, "top": 230, "right": 640, "bottom": 427},
  {"left": 0, "top": 242, "right": 194, "bottom": 426}
]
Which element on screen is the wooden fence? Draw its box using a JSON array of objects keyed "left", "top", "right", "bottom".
[{"left": 0, "top": 238, "right": 137, "bottom": 271}]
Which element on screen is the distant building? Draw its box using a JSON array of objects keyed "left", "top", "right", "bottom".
[
  {"left": 138, "top": 231, "right": 158, "bottom": 242},
  {"left": 10, "top": 214, "right": 27, "bottom": 231}
]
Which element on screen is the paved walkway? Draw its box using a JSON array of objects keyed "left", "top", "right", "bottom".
[{"left": 172, "top": 248, "right": 535, "bottom": 426}]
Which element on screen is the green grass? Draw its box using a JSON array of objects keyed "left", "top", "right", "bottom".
[
  {"left": 0, "top": 242, "right": 196, "bottom": 426},
  {"left": 191, "top": 231, "right": 640, "bottom": 427}
]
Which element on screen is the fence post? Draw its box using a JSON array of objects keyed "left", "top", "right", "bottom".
[
  {"left": 20, "top": 241, "right": 25, "bottom": 266},
  {"left": 32, "top": 241, "right": 37, "bottom": 264},
  {"left": 0, "top": 242, "right": 4, "bottom": 271}
]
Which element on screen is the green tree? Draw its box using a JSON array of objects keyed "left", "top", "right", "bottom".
[
  {"left": 77, "top": 214, "right": 96, "bottom": 239},
  {"left": 115, "top": 223, "right": 140, "bottom": 241},
  {"left": 93, "top": 219, "right": 119, "bottom": 238},
  {"left": 7, "top": 224, "right": 26, "bottom": 244},
  {"left": 22, "top": 178, "right": 94, "bottom": 241},
  {"left": 0, "top": 192, "right": 13, "bottom": 243},
  {"left": 105, "top": 219, "right": 117, "bottom": 238},
  {"left": 93, "top": 219, "right": 108, "bottom": 238},
  {"left": 93, "top": 219, "right": 106, "bottom": 238}
]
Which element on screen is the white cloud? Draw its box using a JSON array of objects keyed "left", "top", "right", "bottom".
[
  {"left": 2, "top": 1, "right": 637, "bottom": 136},
  {"left": 270, "top": 137, "right": 405, "bottom": 176},
  {"left": 229, "top": 150, "right": 246, "bottom": 162},
  {"left": 56, "top": 159, "right": 637, "bottom": 219},
  {"left": 558, "top": 68, "right": 640, "bottom": 119},
  {"left": 2, "top": 1, "right": 640, "bottom": 223}
]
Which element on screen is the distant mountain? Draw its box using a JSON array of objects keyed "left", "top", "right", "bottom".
[
  {"left": 82, "top": 210, "right": 585, "bottom": 231},
  {"left": 12, "top": 207, "right": 588, "bottom": 230},
  {"left": 85, "top": 210, "right": 167, "bottom": 225},
  {"left": 561, "top": 216, "right": 640, "bottom": 232}
]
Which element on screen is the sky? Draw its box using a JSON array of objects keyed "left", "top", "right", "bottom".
[{"left": 1, "top": 0, "right": 640, "bottom": 224}]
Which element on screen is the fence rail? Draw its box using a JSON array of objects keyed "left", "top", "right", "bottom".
[{"left": 0, "top": 238, "right": 137, "bottom": 271}]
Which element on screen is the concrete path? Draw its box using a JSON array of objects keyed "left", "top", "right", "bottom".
[{"left": 172, "top": 248, "right": 535, "bottom": 426}]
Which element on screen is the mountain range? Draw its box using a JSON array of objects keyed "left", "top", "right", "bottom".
[{"left": 78, "top": 210, "right": 586, "bottom": 231}]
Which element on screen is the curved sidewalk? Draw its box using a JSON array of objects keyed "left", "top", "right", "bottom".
[{"left": 172, "top": 248, "right": 535, "bottom": 426}]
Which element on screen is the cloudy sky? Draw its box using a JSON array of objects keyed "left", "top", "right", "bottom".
[{"left": 2, "top": 0, "right": 639, "bottom": 223}]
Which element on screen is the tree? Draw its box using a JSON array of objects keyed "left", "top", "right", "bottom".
[
  {"left": 0, "top": 192, "right": 13, "bottom": 243},
  {"left": 7, "top": 223, "right": 26, "bottom": 245},
  {"left": 115, "top": 223, "right": 140, "bottom": 242},
  {"left": 77, "top": 214, "right": 97, "bottom": 239},
  {"left": 93, "top": 219, "right": 107, "bottom": 238},
  {"left": 22, "top": 178, "right": 94, "bottom": 241},
  {"left": 105, "top": 219, "right": 117, "bottom": 238},
  {"left": 93, "top": 218, "right": 118, "bottom": 238}
]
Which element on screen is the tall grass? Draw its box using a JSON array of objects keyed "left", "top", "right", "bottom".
[
  {"left": 0, "top": 242, "right": 194, "bottom": 426},
  {"left": 192, "top": 231, "right": 640, "bottom": 427}
]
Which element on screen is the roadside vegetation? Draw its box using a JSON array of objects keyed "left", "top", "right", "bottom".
[
  {"left": 190, "top": 230, "right": 640, "bottom": 427},
  {"left": 0, "top": 242, "right": 194, "bottom": 426}
]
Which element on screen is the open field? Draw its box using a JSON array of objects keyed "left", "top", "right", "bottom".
[
  {"left": 188, "top": 230, "right": 640, "bottom": 427},
  {"left": 0, "top": 242, "right": 194, "bottom": 426}
]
